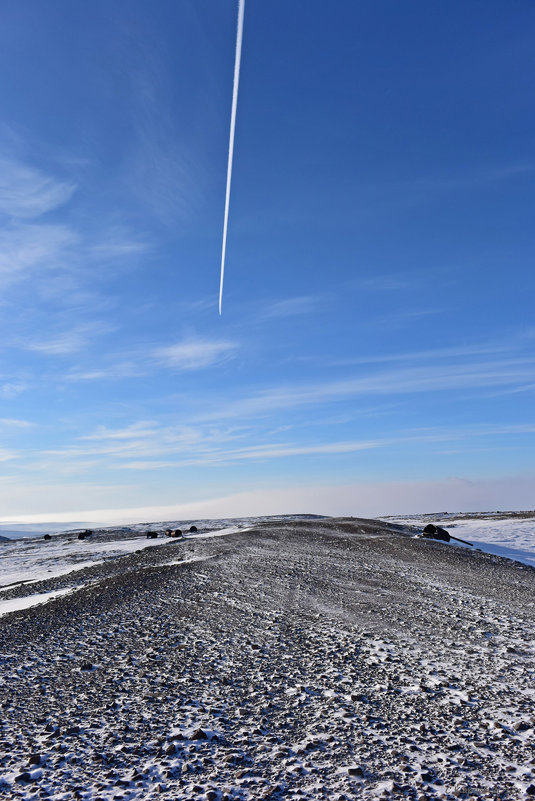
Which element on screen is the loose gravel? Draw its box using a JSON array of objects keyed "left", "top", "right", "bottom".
[{"left": 1, "top": 517, "right": 534, "bottom": 800}]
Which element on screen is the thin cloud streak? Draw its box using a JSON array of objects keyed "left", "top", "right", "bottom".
[
  {"left": 155, "top": 338, "right": 238, "bottom": 370},
  {"left": 0, "top": 157, "right": 76, "bottom": 218},
  {"left": 195, "top": 358, "right": 535, "bottom": 421},
  {"left": 29, "top": 421, "right": 535, "bottom": 472},
  {"left": 263, "top": 295, "right": 319, "bottom": 318},
  {"left": 18, "top": 322, "right": 116, "bottom": 356}
]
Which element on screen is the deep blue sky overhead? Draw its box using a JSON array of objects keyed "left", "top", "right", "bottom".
[{"left": 0, "top": 0, "right": 534, "bottom": 521}]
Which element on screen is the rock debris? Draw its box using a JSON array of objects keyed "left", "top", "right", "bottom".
[{"left": 1, "top": 517, "right": 534, "bottom": 799}]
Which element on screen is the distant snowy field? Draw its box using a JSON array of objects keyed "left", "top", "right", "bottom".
[
  {"left": 0, "top": 515, "right": 314, "bottom": 617},
  {"left": 1, "top": 511, "right": 534, "bottom": 619},
  {"left": 381, "top": 511, "right": 535, "bottom": 569}
]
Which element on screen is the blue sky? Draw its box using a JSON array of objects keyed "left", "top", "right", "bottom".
[{"left": 0, "top": 0, "right": 534, "bottom": 522}]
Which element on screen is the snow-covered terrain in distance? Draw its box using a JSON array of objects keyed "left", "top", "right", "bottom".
[
  {"left": 0, "top": 522, "right": 90, "bottom": 541},
  {"left": 380, "top": 511, "right": 535, "bottom": 569},
  {"left": 0, "top": 515, "right": 322, "bottom": 616}
]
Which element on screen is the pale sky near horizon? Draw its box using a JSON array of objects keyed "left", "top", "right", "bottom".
[{"left": 0, "top": 0, "right": 534, "bottom": 522}]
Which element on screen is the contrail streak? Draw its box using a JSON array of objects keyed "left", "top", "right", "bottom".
[{"left": 219, "top": 0, "right": 245, "bottom": 315}]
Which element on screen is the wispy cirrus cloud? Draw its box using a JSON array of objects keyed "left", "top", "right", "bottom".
[
  {"left": 195, "top": 357, "right": 535, "bottom": 421},
  {"left": 26, "top": 419, "right": 535, "bottom": 475},
  {"left": 18, "top": 321, "right": 116, "bottom": 356},
  {"left": 0, "top": 448, "right": 17, "bottom": 462},
  {"left": 0, "top": 418, "right": 33, "bottom": 429},
  {"left": 332, "top": 341, "right": 514, "bottom": 367},
  {"left": 88, "top": 228, "right": 150, "bottom": 260},
  {"left": 263, "top": 295, "right": 319, "bottom": 318},
  {"left": 66, "top": 336, "right": 240, "bottom": 382},
  {"left": 0, "top": 382, "right": 28, "bottom": 399},
  {"left": 0, "top": 157, "right": 76, "bottom": 218},
  {"left": 0, "top": 223, "right": 77, "bottom": 286},
  {"left": 155, "top": 338, "right": 238, "bottom": 370},
  {"left": 80, "top": 422, "right": 159, "bottom": 441}
]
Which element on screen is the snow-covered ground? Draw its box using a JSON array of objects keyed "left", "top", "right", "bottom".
[
  {"left": 1, "top": 516, "right": 534, "bottom": 801},
  {"left": 381, "top": 511, "right": 535, "bottom": 569},
  {"left": 0, "top": 523, "right": 251, "bottom": 616},
  {"left": 1, "top": 512, "right": 534, "bottom": 620}
]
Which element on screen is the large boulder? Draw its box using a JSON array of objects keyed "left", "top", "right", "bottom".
[{"left": 422, "top": 523, "right": 450, "bottom": 542}]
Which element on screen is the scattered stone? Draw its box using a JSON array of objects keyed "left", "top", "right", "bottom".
[{"left": 15, "top": 772, "right": 32, "bottom": 783}]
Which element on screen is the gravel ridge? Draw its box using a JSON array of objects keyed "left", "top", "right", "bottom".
[{"left": 1, "top": 517, "right": 534, "bottom": 800}]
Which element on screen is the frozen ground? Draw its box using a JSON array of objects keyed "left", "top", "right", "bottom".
[
  {"left": 0, "top": 515, "right": 534, "bottom": 800},
  {"left": 381, "top": 512, "right": 535, "bottom": 569},
  {"left": 0, "top": 523, "right": 253, "bottom": 605}
]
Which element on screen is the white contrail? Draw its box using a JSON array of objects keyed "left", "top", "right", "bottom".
[{"left": 219, "top": 0, "right": 245, "bottom": 316}]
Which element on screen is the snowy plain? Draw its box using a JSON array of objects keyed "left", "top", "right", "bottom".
[
  {"left": 380, "top": 512, "right": 535, "bottom": 569},
  {"left": 0, "top": 522, "right": 254, "bottom": 616},
  {"left": 1, "top": 511, "right": 534, "bottom": 619}
]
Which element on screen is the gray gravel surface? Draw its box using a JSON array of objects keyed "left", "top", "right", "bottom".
[{"left": 1, "top": 517, "right": 534, "bottom": 800}]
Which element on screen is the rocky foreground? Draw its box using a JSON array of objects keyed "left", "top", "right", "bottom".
[{"left": 1, "top": 518, "right": 535, "bottom": 800}]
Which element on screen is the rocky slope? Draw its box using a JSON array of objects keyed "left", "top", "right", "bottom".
[{"left": 1, "top": 518, "right": 534, "bottom": 800}]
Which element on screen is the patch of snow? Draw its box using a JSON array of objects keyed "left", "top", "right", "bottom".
[
  {"left": 382, "top": 513, "right": 535, "bottom": 568},
  {"left": 0, "top": 587, "right": 73, "bottom": 617}
]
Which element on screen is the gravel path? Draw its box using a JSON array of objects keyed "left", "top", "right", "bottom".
[{"left": 1, "top": 518, "right": 534, "bottom": 800}]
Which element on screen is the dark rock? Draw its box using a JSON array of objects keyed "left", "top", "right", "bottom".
[
  {"left": 422, "top": 524, "right": 450, "bottom": 542},
  {"left": 347, "top": 766, "right": 365, "bottom": 777},
  {"left": 15, "top": 772, "right": 32, "bottom": 783},
  {"left": 526, "top": 785, "right": 535, "bottom": 796},
  {"left": 80, "top": 662, "right": 93, "bottom": 671},
  {"left": 28, "top": 754, "right": 41, "bottom": 765},
  {"left": 191, "top": 728, "right": 208, "bottom": 740},
  {"left": 77, "top": 532, "right": 86, "bottom": 540},
  {"left": 189, "top": 525, "right": 198, "bottom": 533},
  {"left": 43, "top": 534, "right": 52, "bottom": 541},
  {"left": 146, "top": 531, "right": 158, "bottom": 539},
  {"left": 206, "top": 792, "right": 217, "bottom": 801}
]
